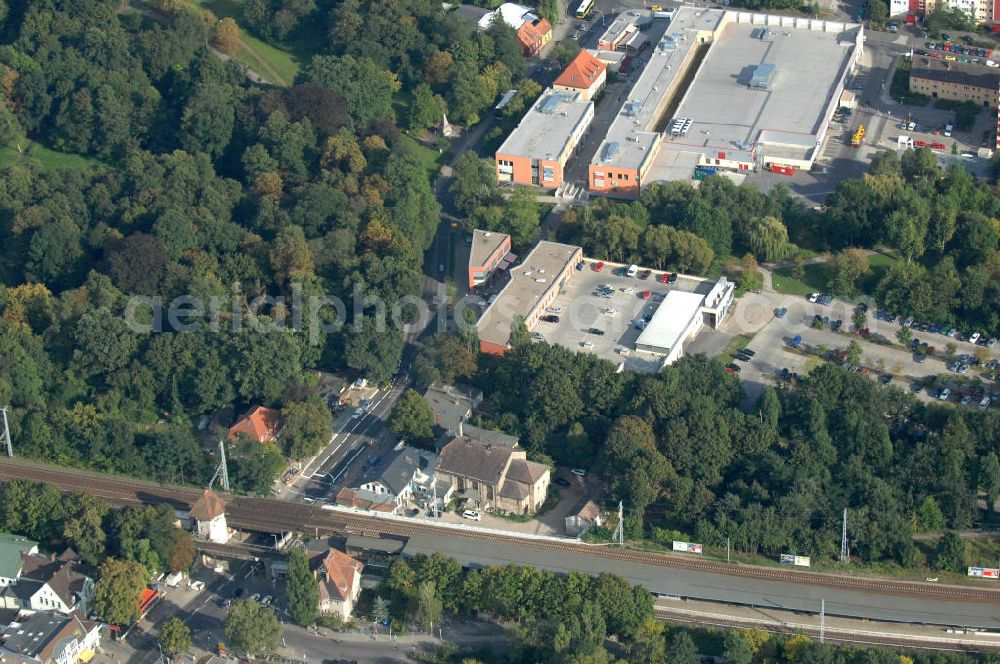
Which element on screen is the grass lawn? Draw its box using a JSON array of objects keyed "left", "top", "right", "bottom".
[
  {"left": 398, "top": 134, "right": 446, "bottom": 183},
  {"left": 772, "top": 262, "right": 831, "bottom": 296},
  {"left": 720, "top": 333, "right": 754, "bottom": 361},
  {"left": 772, "top": 252, "right": 898, "bottom": 298},
  {"left": 178, "top": 0, "right": 304, "bottom": 85},
  {"left": 0, "top": 137, "right": 100, "bottom": 172},
  {"left": 859, "top": 251, "right": 899, "bottom": 293}
]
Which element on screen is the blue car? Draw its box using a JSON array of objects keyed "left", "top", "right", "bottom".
[{"left": 775, "top": 307, "right": 788, "bottom": 318}]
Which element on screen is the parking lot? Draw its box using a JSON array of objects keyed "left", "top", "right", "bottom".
[
  {"left": 533, "top": 262, "right": 718, "bottom": 372},
  {"left": 734, "top": 294, "right": 1000, "bottom": 408}
]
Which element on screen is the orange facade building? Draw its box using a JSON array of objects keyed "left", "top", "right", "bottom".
[{"left": 496, "top": 89, "right": 593, "bottom": 188}]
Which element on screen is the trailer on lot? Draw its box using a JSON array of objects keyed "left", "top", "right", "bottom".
[{"left": 766, "top": 163, "right": 794, "bottom": 175}]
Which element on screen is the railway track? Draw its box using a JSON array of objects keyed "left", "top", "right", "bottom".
[
  {"left": 2, "top": 458, "right": 1000, "bottom": 605},
  {"left": 653, "top": 607, "right": 1000, "bottom": 652}
]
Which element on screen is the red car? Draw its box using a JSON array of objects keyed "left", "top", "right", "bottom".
[
  {"left": 931, "top": 142, "right": 946, "bottom": 150},
  {"left": 640, "top": 290, "right": 651, "bottom": 299},
  {"left": 658, "top": 273, "right": 670, "bottom": 283},
  {"left": 914, "top": 140, "right": 927, "bottom": 147},
  {"left": 593, "top": 261, "right": 605, "bottom": 272}
]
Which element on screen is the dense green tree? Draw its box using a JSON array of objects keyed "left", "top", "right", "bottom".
[
  {"left": 282, "top": 396, "right": 332, "bottom": 459},
  {"left": 934, "top": 531, "right": 967, "bottom": 572},
  {"left": 225, "top": 599, "right": 282, "bottom": 656},
  {"left": 724, "top": 630, "right": 754, "bottom": 664},
  {"left": 416, "top": 580, "right": 444, "bottom": 631},
  {"left": 389, "top": 388, "right": 435, "bottom": 442},
  {"left": 298, "top": 55, "right": 395, "bottom": 126},
  {"left": 286, "top": 547, "right": 319, "bottom": 627},
  {"left": 668, "top": 630, "right": 700, "bottom": 664},
  {"left": 95, "top": 558, "right": 148, "bottom": 626},
  {"left": 158, "top": 617, "right": 192, "bottom": 658},
  {"left": 451, "top": 151, "right": 499, "bottom": 215}
]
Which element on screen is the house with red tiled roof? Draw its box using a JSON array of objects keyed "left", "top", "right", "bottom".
[
  {"left": 228, "top": 406, "right": 282, "bottom": 445},
  {"left": 553, "top": 50, "right": 607, "bottom": 101},
  {"left": 517, "top": 17, "right": 552, "bottom": 58},
  {"left": 310, "top": 548, "right": 363, "bottom": 621}
]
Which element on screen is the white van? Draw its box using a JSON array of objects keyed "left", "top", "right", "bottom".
[{"left": 627, "top": 264, "right": 639, "bottom": 277}]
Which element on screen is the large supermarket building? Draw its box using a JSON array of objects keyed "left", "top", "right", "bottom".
[{"left": 586, "top": 7, "right": 863, "bottom": 196}]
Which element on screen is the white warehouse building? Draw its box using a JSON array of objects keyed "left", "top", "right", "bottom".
[{"left": 634, "top": 290, "right": 706, "bottom": 362}]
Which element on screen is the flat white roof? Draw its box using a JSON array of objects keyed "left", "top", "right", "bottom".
[
  {"left": 635, "top": 290, "right": 705, "bottom": 352},
  {"left": 668, "top": 19, "right": 857, "bottom": 162},
  {"left": 498, "top": 89, "right": 593, "bottom": 162}
]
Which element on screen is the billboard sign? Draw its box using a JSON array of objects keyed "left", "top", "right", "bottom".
[
  {"left": 780, "top": 554, "right": 811, "bottom": 567},
  {"left": 970, "top": 567, "right": 1000, "bottom": 578},
  {"left": 672, "top": 541, "right": 703, "bottom": 554}
]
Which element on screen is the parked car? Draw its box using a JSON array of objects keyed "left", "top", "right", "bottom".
[
  {"left": 571, "top": 468, "right": 587, "bottom": 477},
  {"left": 667, "top": 273, "right": 678, "bottom": 283},
  {"left": 541, "top": 315, "right": 560, "bottom": 323},
  {"left": 262, "top": 595, "right": 272, "bottom": 606},
  {"left": 740, "top": 348, "right": 756, "bottom": 357},
  {"left": 553, "top": 477, "right": 572, "bottom": 487},
  {"left": 725, "top": 363, "right": 742, "bottom": 373},
  {"left": 250, "top": 593, "right": 260, "bottom": 603},
  {"left": 775, "top": 307, "right": 788, "bottom": 318},
  {"left": 658, "top": 273, "right": 671, "bottom": 283},
  {"left": 939, "top": 388, "right": 951, "bottom": 400},
  {"left": 638, "top": 269, "right": 652, "bottom": 280},
  {"left": 586, "top": 327, "right": 606, "bottom": 336},
  {"left": 530, "top": 332, "right": 545, "bottom": 341},
  {"left": 462, "top": 510, "right": 482, "bottom": 521},
  {"left": 879, "top": 374, "right": 892, "bottom": 384},
  {"left": 546, "top": 305, "right": 563, "bottom": 313},
  {"left": 969, "top": 332, "right": 981, "bottom": 344},
  {"left": 593, "top": 261, "right": 605, "bottom": 272}
]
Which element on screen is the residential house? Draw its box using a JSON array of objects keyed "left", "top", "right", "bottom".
[
  {"left": 189, "top": 490, "right": 229, "bottom": 544},
  {"left": 422, "top": 383, "right": 483, "bottom": 436},
  {"left": 0, "top": 536, "right": 38, "bottom": 588},
  {"left": 0, "top": 611, "right": 101, "bottom": 664},
  {"left": 517, "top": 16, "right": 552, "bottom": 58},
  {"left": 309, "top": 549, "right": 363, "bottom": 622},
  {"left": 467, "top": 230, "right": 512, "bottom": 289},
  {"left": 228, "top": 406, "right": 282, "bottom": 445},
  {"left": 553, "top": 50, "right": 607, "bottom": 101},
  {"left": 565, "top": 499, "right": 603, "bottom": 537},
  {"left": 358, "top": 448, "right": 437, "bottom": 512},
  {"left": 0, "top": 551, "right": 94, "bottom": 617},
  {"left": 435, "top": 425, "right": 550, "bottom": 514}
]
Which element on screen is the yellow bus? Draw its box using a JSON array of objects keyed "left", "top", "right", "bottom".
[{"left": 576, "top": 0, "right": 595, "bottom": 19}]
